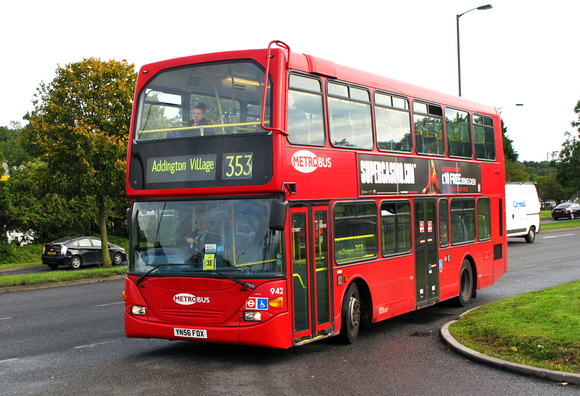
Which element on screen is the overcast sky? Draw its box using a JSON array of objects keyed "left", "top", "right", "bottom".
[{"left": 2, "top": 0, "right": 578, "bottom": 161}]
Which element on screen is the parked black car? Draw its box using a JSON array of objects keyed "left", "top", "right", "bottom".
[
  {"left": 42, "top": 237, "right": 127, "bottom": 270},
  {"left": 551, "top": 202, "right": 580, "bottom": 220}
]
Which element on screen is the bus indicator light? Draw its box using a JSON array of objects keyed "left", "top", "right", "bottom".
[{"left": 268, "top": 296, "right": 284, "bottom": 309}]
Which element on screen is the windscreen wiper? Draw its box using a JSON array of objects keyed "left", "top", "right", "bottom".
[
  {"left": 211, "top": 270, "right": 256, "bottom": 289},
  {"left": 134, "top": 266, "right": 255, "bottom": 289},
  {"left": 134, "top": 264, "right": 184, "bottom": 286}
]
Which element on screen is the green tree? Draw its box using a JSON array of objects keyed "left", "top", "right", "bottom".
[
  {"left": 24, "top": 58, "right": 137, "bottom": 266},
  {"left": 553, "top": 131, "right": 580, "bottom": 198},
  {"left": 0, "top": 176, "right": 11, "bottom": 242},
  {"left": 4, "top": 159, "right": 97, "bottom": 241},
  {"left": 0, "top": 123, "right": 32, "bottom": 169},
  {"left": 501, "top": 119, "right": 518, "bottom": 162},
  {"left": 501, "top": 119, "right": 529, "bottom": 182},
  {"left": 552, "top": 98, "right": 580, "bottom": 199}
]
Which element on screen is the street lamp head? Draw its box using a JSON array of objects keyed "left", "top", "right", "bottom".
[
  {"left": 498, "top": 103, "right": 524, "bottom": 113},
  {"left": 456, "top": 4, "right": 493, "bottom": 96}
]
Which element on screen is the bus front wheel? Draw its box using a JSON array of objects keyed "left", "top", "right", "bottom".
[
  {"left": 455, "top": 260, "right": 474, "bottom": 307},
  {"left": 339, "top": 283, "right": 361, "bottom": 344}
]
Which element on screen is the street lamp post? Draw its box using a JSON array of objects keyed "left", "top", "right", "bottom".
[{"left": 457, "top": 4, "right": 493, "bottom": 97}]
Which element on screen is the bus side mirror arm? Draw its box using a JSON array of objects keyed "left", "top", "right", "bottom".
[
  {"left": 127, "top": 207, "right": 132, "bottom": 236},
  {"left": 269, "top": 199, "right": 288, "bottom": 231},
  {"left": 261, "top": 41, "right": 291, "bottom": 134},
  {"left": 283, "top": 182, "right": 296, "bottom": 195}
]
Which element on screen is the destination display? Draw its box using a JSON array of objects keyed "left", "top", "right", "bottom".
[
  {"left": 146, "top": 152, "right": 255, "bottom": 184},
  {"left": 147, "top": 154, "right": 218, "bottom": 183},
  {"left": 358, "top": 154, "right": 481, "bottom": 196}
]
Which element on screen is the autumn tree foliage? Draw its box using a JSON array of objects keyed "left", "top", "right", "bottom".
[{"left": 24, "top": 58, "right": 137, "bottom": 266}]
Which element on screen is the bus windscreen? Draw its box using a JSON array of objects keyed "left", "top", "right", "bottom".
[{"left": 130, "top": 198, "right": 283, "bottom": 277}]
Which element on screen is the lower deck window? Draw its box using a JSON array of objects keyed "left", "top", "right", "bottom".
[
  {"left": 334, "top": 202, "right": 378, "bottom": 263},
  {"left": 381, "top": 201, "right": 411, "bottom": 256},
  {"left": 450, "top": 199, "right": 476, "bottom": 244},
  {"left": 477, "top": 198, "right": 491, "bottom": 240}
]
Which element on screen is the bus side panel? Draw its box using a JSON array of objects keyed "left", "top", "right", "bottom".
[
  {"left": 473, "top": 241, "right": 495, "bottom": 290},
  {"left": 285, "top": 149, "right": 358, "bottom": 201},
  {"left": 438, "top": 243, "right": 494, "bottom": 301},
  {"left": 438, "top": 248, "right": 461, "bottom": 302},
  {"left": 332, "top": 257, "right": 416, "bottom": 330},
  {"left": 366, "top": 257, "right": 416, "bottom": 321}
]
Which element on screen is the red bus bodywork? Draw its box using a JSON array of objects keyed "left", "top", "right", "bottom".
[{"left": 124, "top": 42, "right": 506, "bottom": 348}]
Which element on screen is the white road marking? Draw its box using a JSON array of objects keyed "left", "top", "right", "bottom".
[
  {"left": 94, "top": 301, "right": 124, "bottom": 307},
  {"left": 542, "top": 233, "right": 575, "bottom": 239},
  {"left": 74, "top": 341, "right": 115, "bottom": 349}
]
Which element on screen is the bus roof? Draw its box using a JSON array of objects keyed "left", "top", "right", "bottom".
[
  {"left": 137, "top": 45, "right": 499, "bottom": 117},
  {"left": 288, "top": 51, "right": 499, "bottom": 116}
]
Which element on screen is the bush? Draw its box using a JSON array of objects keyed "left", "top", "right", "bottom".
[{"left": 0, "top": 242, "right": 43, "bottom": 265}]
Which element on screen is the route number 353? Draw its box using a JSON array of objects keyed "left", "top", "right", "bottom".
[{"left": 223, "top": 153, "right": 253, "bottom": 180}]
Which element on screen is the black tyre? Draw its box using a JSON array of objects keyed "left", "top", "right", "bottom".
[
  {"left": 455, "top": 260, "right": 474, "bottom": 307},
  {"left": 70, "top": 256, "right": 82, "bottom": 270},
  {"left": 338, "top": 283, "right": 361, "bottom": 344},
  {"left": 524, "top": 226, "right": 536, "bottom": 243},
  {"left": 112, "top": 252, "right": 124, "bottom": 266}
]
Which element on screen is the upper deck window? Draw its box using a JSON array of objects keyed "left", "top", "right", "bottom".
[
  {"left": 375, "top": 92, "right": 412, "bottom": 153},
  {"left": 135, "top": 61, "right": 271, "bottom": 141},
  {"left": 473, "top": 114, "right": 496, "bottom": 161},
  {"left": 287, "top": 74, "right": 325, "bottom": 146},
  {"left": 327, "top": 82, "right": 373, "bottom": 149},
  {"left": 413, "top": 101, "right": 444, "bottom": 156},
  {"left": 445, "top": 108, "right": 472, "bottom": 158}
]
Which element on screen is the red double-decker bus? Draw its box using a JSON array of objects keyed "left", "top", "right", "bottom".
[{"left": 123, "top": 41, "right": 506, "bottom": 348}]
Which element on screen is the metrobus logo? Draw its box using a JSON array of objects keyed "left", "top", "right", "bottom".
[
  {"left": 173, "top": 293, "right": 210, "bottom": 305},
  {"left": 291, "top": 150, "right": 332, "bottom": 173}
]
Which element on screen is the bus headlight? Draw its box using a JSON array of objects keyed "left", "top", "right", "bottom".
[
  {"left": 131, "top": 305, "right": 147, "bottom": 316},
  {"left": 243, "top": 311, "right": 262, "bottom": 322}
]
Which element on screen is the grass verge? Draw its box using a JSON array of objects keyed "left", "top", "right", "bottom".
[
  {"left": 449, "top": 280, "right": 580, "bottom": 374},
  {"left": 541, "top": 210, "right": 552, "bottom": 220},
  {"left": 0, "top": 267, "right": 127, "bottom": 288},
  {"left": 541, "top": 218, "right": 580, "bottom": 231}
]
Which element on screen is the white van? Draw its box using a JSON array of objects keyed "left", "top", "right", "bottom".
[{"left": 505, "top": 183, "right": 541, "bottom": 243}]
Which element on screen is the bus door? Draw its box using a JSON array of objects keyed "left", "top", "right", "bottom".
[
  {"left": 414, "top": 199, "right": 440, "bottom": 307},
  {"left": 289, "top": 205, "right": 331, "bottom": 343}
]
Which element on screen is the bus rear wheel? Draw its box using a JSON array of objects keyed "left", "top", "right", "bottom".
[
  {"left": 455, "top": 260, "right": 474, "bottom": 307},
  {"left": 339, "top": 283, "right": 361, "bottom": 344}
]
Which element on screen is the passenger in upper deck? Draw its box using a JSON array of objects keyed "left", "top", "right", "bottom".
[
  {"left": 186, "top": 102, "right": 212, "bottom": 136},
  {"left": 167, "top": 102, "right": 211, "bottom": 138}
]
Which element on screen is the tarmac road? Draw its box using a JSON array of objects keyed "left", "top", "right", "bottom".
[{"left": 1, "top": 229, "right": 579, "bottom": 395}]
